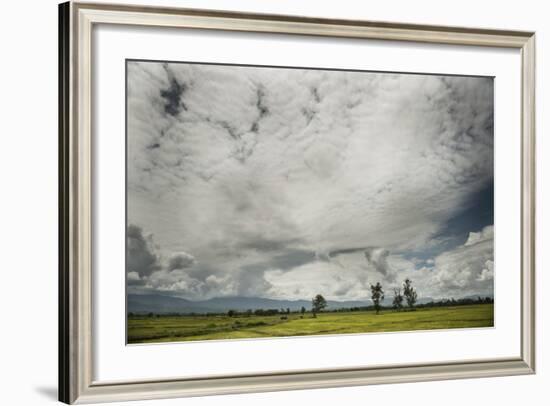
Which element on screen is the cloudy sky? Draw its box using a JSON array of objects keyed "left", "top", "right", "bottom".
[{"left": 126, "top": 60, "right": 494, "bottom": 302}]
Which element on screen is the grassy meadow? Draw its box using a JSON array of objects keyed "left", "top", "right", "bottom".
[{"left": 127, "top": 303, "right": 493, "bottom": 344}]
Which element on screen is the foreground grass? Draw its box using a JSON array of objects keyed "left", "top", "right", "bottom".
[{"left": 127, "top": 304, "right": 493, "bottom": 344}]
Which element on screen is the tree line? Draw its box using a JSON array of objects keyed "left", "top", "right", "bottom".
[
  {"left": 367, "top": 278, "right": 418, "bottom": 314},
  {"left": 128, "top": 278, "right": 493, "bottom": 318}
]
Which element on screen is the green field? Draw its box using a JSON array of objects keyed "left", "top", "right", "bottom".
[{"left": 127, "top": 304, "right": 493, "bottom": 344}]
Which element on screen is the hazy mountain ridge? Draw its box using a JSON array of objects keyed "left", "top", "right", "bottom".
[
  {"left": 125, "top": 293, "right": 486, "bottom": 314},
  {"left": 127, "top": 294, "right": 374, "bottom": 314}
]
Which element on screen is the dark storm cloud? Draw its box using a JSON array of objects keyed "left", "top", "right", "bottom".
[
  {"left": 126, "top": 224, "right": 161, "bottom": 278},
  {"left": 239, "top": 248, "right": 318, "bottom": 275},
  {"left": 270, "top": 249, "right": 317, "bottom": 270},
  {"left": 167, "top": 252, "right": 196, "bottom": 272},
  {"left": 127, "top": 274, "right": 146, "bottom": 287},
  {"left": 255, "top": 86, "right": 269, "bottom": 117},
  {"left": 328, "top": 247, "right": 366, "bottom": 257},
  {"left": 432, "top": 181, "right": 494, "bottom": 251},
  {"left": 238, "top": 237, "right": 304, "bottom": 253},
  {"left": 160, "top": 64, "right": 187, "bottom": 116},
  {"left": 329, "top": 246, "right": 393, "bottom": 280},
  {"left": 364, "top": 247, "right": 392, "bottom": 279}
]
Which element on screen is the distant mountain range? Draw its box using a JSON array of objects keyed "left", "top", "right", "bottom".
[
  {"left": 127, "top": 293, "right": 491, "bottom": 315},
  {"left": 127, "top": 294, "right": 373, "bottom": 314}
]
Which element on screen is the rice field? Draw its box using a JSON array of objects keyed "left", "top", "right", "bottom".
[{"left": 127, "top": 303, "right": 494, "bottom": 344}]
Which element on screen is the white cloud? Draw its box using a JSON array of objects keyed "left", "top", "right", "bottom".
[
  {"left": 478, "top": 260, "right": 494, "bottom": 282},
  {"left": 126, "top": 61, "right": 493, "bottom": 301},
  {"left": 428, "top": 228, "right": 494, "bottom": 298},
  {"left": 465, "top": 225, "right": 494, "bottom": 246},
  {"left": 129, "top": 225, "right": 493, "bottom": 301}
]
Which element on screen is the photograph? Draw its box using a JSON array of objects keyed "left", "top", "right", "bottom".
[
  {"left": 126, "top": 60, "right": 495, "bottom": 344},
  {"left": 51, "top": 1, "right": 538, "bottom": 403}
]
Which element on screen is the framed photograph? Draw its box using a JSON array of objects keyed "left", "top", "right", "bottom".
[{"left": 59, "top": 1, "right": 535, "bottom": 404}]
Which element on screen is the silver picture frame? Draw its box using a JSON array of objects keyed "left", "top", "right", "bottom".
[{"left": 59, "top": 1, "right": 536, "bottom": 403}]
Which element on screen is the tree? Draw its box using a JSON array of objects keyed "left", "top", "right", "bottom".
[
  {"left": 392, "top": 288, "right": 404, "bottom": 311},
  {"left": 312, "top": 294, "right": 327, "bottom": 317},
  {"left": 370, "top": 282, "right": 385, "bottom": 314},
  {"left": 227, "top": 310, "right": 236, "bottom": 317},
  {"left": 403, "top": 279, "right": 418, "bottom": 309},
  {"left": 300, "top": 306, "right": 306, "bottom": 315}
]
